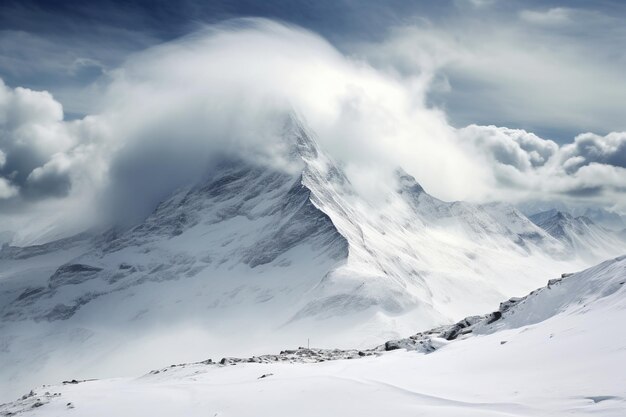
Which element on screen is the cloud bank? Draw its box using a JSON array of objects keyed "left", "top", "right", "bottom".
[
  {"left": 0, "top": 19, "right": 624, "bottom": 243},
  {"left": 458, "top": 125, "right": 626, "bottom": 210}
]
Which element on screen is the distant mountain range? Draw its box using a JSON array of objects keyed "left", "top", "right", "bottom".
[{"left": 529, "top": 209, "right": 625, "bottom": 260}]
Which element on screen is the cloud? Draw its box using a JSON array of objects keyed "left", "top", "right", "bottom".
[
  {"left": 25, "top": 153, "right": 73, "bottom": 198},
  {"left": 0, "top": 80, "right": 79, "bottom": 199},
  {"left": 560, "top": 132, "right": 626, "bottom": 173},
  {"left": 0, "top": 178, "right": 17, "bottom": 199},
  {"left": 357, "top": 5, "right": 626, "bottom": 140},
  {"left": 458, "top": 125, "right": 626, "bottom": 211},
  {"left": 0, "top": 79, "right": 108, "bottom": 241},
  {"left": 99, "top": 19, "right": 490, "bottom": 222},
  {"left": 0, "top": 19, "right": 489, "bottom": 238},
  {"left": 1, "top": 18, "right": 626, "bottom": 243},
  {"left": 3, "top": 1, "right": 626, "bottom": 142},
  {"left": 458, "top": 125, "right": 558, "bottom": 171}
]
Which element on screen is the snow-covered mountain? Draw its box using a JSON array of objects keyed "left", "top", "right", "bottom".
[
  {"left": 518, "top": 204, "right": 626, "bottom": 232},
  {"left": 3, "top": 255, "right": 625, "bottom": 416},
  {"left": 529, "top": 209, "right": 625, "bottom": 261},
  {"left": 1, "top": 116, "right": 624, "bottom": 401}
]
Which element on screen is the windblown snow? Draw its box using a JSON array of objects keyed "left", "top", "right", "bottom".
[{"left": 0, "top": 116, "right": 625, "bottom": 401}]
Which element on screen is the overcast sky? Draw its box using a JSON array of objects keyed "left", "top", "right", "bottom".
[{"left": 1, "top": 0, "right": 625, "bottom": 242}]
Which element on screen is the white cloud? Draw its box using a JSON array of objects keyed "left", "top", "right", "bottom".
[
  {"left": 0, "top": 80, "right": 79, "bottom": 198},
  {"left": 458, "top": 125, "right": 558, "bottom": 171},
  {"left": 1, "top": 18, "right": 626, "bottom": 242},
  {"left": 25, "top": 152, "right": 73, "bottom": 197},
  {"left": 94, "top": 19, "right": 489, "bottom": 223},
  {"left": 560, "top": 132, "right": 626, "bottom": 173},
  {"left": 0, "top": 19, "right": 490, "bottom": 236},
  {"left": 458, "top": 125, "right": 626, "bottom": 211},
  {"left": 357, "top": 7, "right": 626, "bottom": 137}
]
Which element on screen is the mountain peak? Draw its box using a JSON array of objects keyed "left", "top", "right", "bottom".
[
  {"left": 282, "top": 112, "right": 320, "bottom": 161},
  {"left": 395, "top": 167, "right": 425, "bottom": 195},
  {"left": 530, "top": 209, "right": 573, "bottom": 225}
]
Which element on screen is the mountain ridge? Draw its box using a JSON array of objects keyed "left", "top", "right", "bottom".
[{"left": 529, "top": 209, "right": 625, "bottom": 260}]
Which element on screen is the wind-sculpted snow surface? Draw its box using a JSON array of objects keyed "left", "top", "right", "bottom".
[
  {"left": 2, "top": 256, "right": 625, "bottom": 416},
  {"left": 0, "top": 116, "right": 624, "bottom": 401}
]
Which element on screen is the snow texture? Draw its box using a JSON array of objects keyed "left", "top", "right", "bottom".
[{"left": 2, "top": 255, "right": 625, "bottom": 416}]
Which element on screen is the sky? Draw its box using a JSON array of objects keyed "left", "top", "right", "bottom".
[{"left": 0, "top": 0, "right": 625, "bottom": 242}]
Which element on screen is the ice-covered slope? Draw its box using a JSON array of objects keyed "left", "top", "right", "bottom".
[
  {"left": 530, "top": 209, "right": 625, "bottom": 261},
  {"left": 1, "top": 116, "right": 624, "bottom": 402},
  {"left": 4, "top": 255, "right": 625, "bottom": 417}
]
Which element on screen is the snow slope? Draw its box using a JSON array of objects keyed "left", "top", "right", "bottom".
[
  {"left": 3, "top": 255, "right": 625, "bottom": 416},
  {"left": 1, "top": 116, "right": 624, "bottom": 401}
]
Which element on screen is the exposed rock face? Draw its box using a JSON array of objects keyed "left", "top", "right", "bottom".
[{"left": 49, "top": 264, "right": 103, "bottom": 289}]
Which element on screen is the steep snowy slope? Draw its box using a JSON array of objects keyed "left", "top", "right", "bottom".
[
  {"left": 4, "top": 255, "right": 625, "bottom": 417},
  {"left": 1, "top": 116, "right": 624, "bottom": 402},
  {"left": 530, "top": 209, "right": 625, "bottom": 260},
  {"left": 0, "top": 128, "right": 349, "bottom": 400},
  {"left": 302, "top": 162, "right": 580, "bottom": 328}
]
